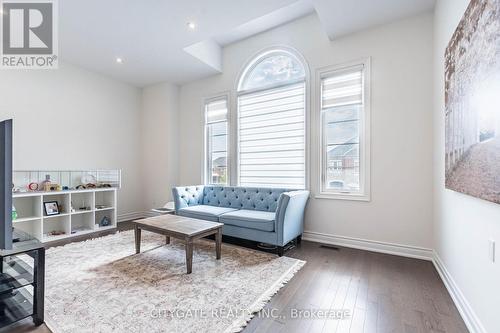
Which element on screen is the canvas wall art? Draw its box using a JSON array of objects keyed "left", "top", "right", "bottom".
[{"left": 445, "top": 0, "right": 500, "bottom": 204}]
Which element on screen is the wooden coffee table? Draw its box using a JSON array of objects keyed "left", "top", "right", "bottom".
[{"left": 134, "top": 214, "right": 223, "bottom": 274}]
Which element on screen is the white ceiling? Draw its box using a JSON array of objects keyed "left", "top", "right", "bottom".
[
  {"left": 58, "top": 0, "right": 435, "bottom": 87},
  {"left": 312, "top": 0, "right": 436, "bottom": 39}
]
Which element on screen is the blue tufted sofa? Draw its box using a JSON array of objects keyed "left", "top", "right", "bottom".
[{"left": 172, "top": 186, "right": 309, "bottom": 256}]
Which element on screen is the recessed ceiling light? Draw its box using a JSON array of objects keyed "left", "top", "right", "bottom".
[
  {"left": 116, "top": 57, "right": 123, "bottom": 64},
  {"left": 187, "top": 22, "right": 196, "bottom": 30}
]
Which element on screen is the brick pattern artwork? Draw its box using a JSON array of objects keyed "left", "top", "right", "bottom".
[{"left": 445, "top": 0, "right": 500, "bottom": 204}]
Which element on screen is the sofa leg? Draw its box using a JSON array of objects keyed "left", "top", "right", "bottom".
[
  {"left": 277, "top": 246, "right": 284, "bottom": 257},
  {"left": 296, "top": 235, "right": 302, "bottom": 245}
]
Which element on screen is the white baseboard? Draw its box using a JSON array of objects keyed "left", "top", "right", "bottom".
[
  {"left": 432, "top": 252, "right": 486, "bottom": 333},
  {"left": 117, "top": 211, "right": 149, "bottom": 222},
  {"left": 302, "top": 230, "right": 434, "bottom": 260}
]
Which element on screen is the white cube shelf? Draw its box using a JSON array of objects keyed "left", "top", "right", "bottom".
[{"left": 12, "top": 188, "right": 117, "bottom": 243}]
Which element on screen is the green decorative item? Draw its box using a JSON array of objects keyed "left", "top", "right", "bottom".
[{"left": 12, "top": 205, "right": 18, "bottom": 220}]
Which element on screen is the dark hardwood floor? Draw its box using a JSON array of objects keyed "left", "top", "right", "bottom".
[{"left": 2, "top": 223, "right": 468, "bottom": 333}]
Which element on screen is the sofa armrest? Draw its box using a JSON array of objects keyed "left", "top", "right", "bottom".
[
  {"left": 275, "top": 190, "right": 310, "bottom": 246},
  {"left": 172, "top": 186, "right": 205, "bottom": 213}
]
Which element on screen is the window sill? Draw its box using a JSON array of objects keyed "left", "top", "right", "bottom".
[{"left": 314, "top": 192, "right": 371, "bottom": 202}]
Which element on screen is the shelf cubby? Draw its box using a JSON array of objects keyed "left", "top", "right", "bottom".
[
  {"left": 12, "top": 196, "right": 41, "bottom": 221},
  {"left": 71, "top": 212, "right": 94, "bottom": 235},
  {"left": 42, "top": 215, "right": 71, "bottom": 241},
  {"left": 42, "top": 193, "right": 70, "bottom": 216},
  {"left": 12, "top": 219, "right": 42, "bottom": 242},
  {"left": 71, "top": 191, "right": 94, "bottom": 213},
  {"left": 94, "top": 190, "right": 115, "bottom": 210},
  {"left": 95, "top": 209, "right": 115, "bottom": 229}
]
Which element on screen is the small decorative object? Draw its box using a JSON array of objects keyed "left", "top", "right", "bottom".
[
  {"left": 98, "top": 183, "right": 112, "bottom": 188},
  {"left": 75, "top": 185, "right": 86, "bottom": 190},
  {"left": 12, "top": 205, "right": 17, "bottom": 220},
  {"left": 62, "top": 186, "right": 69, "bottom": 191},
  {"left": 85, "top": 183, "right": 97, "bottom": 189},
  {"left": 79, "top": 200, "right": 90, "bottom": 211},
  {"left": 81, "top": 173, "right": 96, "bottom": 186},
  {"left": 41, "top": 174, "right": 52, "bottom": 191},
  {"left": 48, "top": 184, "right": 61, "bottom": 191},
  {"left": 28, "top": 182, "right": 39, "bottom": 191},
  {"left": 44, "top": 201, "right": 60, "bottom": 216},
  {"left": 47, "top": 230, "right": 65, "bottom": 236},
  {"left": 100, "top": 216, "right": 111, "bottom": 227},
  {"left": 95, "top": 204, "right": 106, "bottom": 209}
]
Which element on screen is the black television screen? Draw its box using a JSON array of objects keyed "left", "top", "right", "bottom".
[{"left": 0, "top": 119, "right": 12, "bottom": 250}]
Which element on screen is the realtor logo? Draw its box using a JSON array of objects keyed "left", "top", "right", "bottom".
[{"left": 1, "top": 0, "right": 58, "bottom": 69}]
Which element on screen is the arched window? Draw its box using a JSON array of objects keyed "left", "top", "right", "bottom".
[{"left": 237, "top": 49, "right": 307, "bottom": 189}]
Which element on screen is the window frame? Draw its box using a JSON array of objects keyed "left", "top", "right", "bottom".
[
  {"left": 203, "top": 93, "right": 230, "bottom": 186},
  {"left": 315, "top": 58, "right": 371, "bottom": 201},
  {"left": 235, "top": 47, "right": 310, "bottom": 189}
]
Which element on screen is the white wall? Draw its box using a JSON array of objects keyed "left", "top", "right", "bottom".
[
  {"left": 178, "top": 13, "right": 435, "bottom": 249},
  {"left": 141, "top": 82, "right": 179, "bottom": 210},
  {"left": 0, "top": 62, "right": 143, "bottom": 216},
  {"left": 433, "top": 1, "right": 500, "bottom": 332}
]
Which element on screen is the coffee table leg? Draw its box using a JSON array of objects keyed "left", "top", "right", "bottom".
[
  {"left": 185, "top": 240, "right": 193, "bottom": 274},
  {"left": 215, "top": 228, "right": 222, "bottom": 260},
  {"left": 166, "top": 236, "right": 170, "bottom": 245},
  {"left": 135, "top": 225, "right": 141, "bottom": 254}
]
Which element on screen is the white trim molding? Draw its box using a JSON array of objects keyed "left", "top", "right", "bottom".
[
  {"left": 432, "top": 252, "right": 486, "bottom": 333},
  {"left": 314, "top": 57, "right": 372, "bottom": 202},
  {"left": 302, "top": 230, "right": 434, "bottom": 260},
  {"left": 117, "top": 211, "right": 149, "bottom": 223}
]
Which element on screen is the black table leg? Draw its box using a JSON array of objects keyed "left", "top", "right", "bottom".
[
  {"left": 135, "top": 225, "right": 141, "bottom": 254},
  {"left": 33, "top": 247, "right": 45, "bottom": 326}
]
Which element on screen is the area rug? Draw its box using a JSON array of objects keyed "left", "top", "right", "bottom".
[{"left": 44, "top": 230, "right": 305, "bottom": 333}]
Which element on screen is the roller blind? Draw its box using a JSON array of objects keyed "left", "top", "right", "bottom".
[
  {"left": 206, "top": 99, "right": 228, "bottom": 124},
  {"left": 238, "top": 82, "right": 305, "bottom": 189},
  {"left": 322, "top": 67, "right": 363, "bottom": 108}
]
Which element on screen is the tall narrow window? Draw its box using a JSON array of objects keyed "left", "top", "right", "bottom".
[
  {"left": 237, "top": 49, "right": 307, "bottom": 189},
  {"left": 319, "top": 61, "right": 370, "bottom": 200},
  {"left": 205, "top": 97, "right": 228, "bottom": 185}
]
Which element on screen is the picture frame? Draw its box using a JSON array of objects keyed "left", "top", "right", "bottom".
[{"left": 44, "top": 201, "right": 60, "bottom": 216}]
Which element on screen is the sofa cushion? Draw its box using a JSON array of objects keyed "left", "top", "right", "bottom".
[
  {"left": 219, "top": 209, "right": 275, "bottom": 232},
  {"left": 178, "top": 205, "right": 238, "bottom": 222}
]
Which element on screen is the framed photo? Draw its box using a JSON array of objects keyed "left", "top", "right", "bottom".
[{"left": 44, "top": 201, "right": 60, "bottom": 216}]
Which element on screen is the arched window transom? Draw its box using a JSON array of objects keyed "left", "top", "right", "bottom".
[{"left": 238, "top": 50, "right": 306, "bottom": 92}]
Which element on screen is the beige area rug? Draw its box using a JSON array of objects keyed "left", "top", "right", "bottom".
[{"left": 44, "top": 230, "right": 305, "bottom": 333}]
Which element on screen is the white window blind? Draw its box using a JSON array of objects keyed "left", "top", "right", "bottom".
[
  {"left": 238, "top": 82, "right": 306, "bottom": 188},
  {"left": 205, "top": 98, "right": 228, "bottom": 185},
  {"left": 321, "top": 65, "right": 366, "bottom": 195}
]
